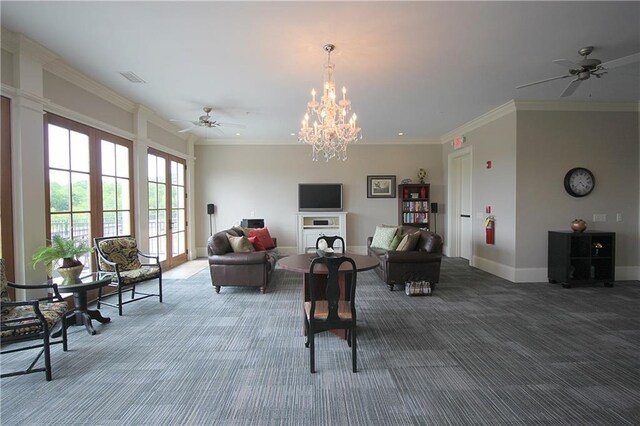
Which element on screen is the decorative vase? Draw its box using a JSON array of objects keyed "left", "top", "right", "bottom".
[
  {"left": 404, "top": 188, "right": 410, "bottom": 199},
  {"left": 420, "top": 187, "right": 427, "bottom": 199},
  {"left": 571, "top": 219, "right": 587, "bottom": 233},
  {"left": 57, "top": 264, "right": 84, "bottom": 283}
]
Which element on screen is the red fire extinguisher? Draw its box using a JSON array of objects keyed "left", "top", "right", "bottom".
[{"left": 485, "top": 216, "right": 495, "bottom": 245}]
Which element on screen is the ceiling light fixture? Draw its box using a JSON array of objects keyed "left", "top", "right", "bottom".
[{"left": 299, "top": 44, "right": 362, "bottom": 161}]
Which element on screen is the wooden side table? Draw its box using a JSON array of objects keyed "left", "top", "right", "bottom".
[{"left": 55, "top": 272, "right": 114, "bottom": 335}]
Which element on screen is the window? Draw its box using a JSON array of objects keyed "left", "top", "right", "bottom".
[{"left": 45, "top": 114, "right": 133, "bottom": 271}]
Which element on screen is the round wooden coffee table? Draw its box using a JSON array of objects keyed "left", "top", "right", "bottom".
[{"left": 56, "top": 272, "right": 114, "bottom": 335}]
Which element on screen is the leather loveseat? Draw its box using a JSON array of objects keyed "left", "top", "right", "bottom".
[
  {"left": 207, "top": 227, "right": 278, "bottom": 294},
  {"left": 367, "top": 226, "right": 443, "bottom": 291}
]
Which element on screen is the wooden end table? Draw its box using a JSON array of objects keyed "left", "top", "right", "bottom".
[{"left": 55, "top": 272, "right": 114, "bottom": 335}]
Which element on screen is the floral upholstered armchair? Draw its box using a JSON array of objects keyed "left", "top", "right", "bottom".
[
  {"left": 0, "top": 258, "right": 69, "bottom": 381},
  {"left": 94, "top": 236, "right": 162, "bottom": 316}
]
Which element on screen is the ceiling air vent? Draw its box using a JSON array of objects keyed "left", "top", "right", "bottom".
[{"left": 119, "top": 71, "right": 146, "bottom": 83}]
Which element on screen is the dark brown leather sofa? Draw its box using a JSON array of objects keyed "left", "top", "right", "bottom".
[
  {"left": 207, "top": 228, "right": 278, "bottom": 294},
  {"left": 367, "top": 226, "right": 443, "bottom": 291}
]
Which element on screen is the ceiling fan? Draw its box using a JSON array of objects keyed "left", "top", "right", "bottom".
[
  {"left": 170, "top": 107, "right": 245, "bottom": 133},
  {"left": 516, "top": 46, "right": 640, "bottom": 97}
]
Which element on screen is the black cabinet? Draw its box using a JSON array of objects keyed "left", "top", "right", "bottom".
[{"left": 548, "top": 231, "right": 615, "bottom": 288}]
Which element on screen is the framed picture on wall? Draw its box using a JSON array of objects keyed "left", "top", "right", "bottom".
[{"left": 367, "top": 175, "right": 396, "bottom": 198}]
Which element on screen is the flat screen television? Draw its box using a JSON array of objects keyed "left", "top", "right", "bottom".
[{"left": 298, "top": 183, "right": 343, "bottom": 212}]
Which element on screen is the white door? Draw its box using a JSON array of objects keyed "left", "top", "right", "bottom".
[
  {"left": 447, "top": 147, "right": 473, "bottom": 261},
  {"left": 459, "top": 155, "right": 472, "bottom": 260}
]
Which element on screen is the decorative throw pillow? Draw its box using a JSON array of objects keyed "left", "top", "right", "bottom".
[
  {"left": 388, "top": 234, "right": 403, "bottom": 251},
  {"left": 248, "top": 227, "right": 275, "bottom": 250},
  {"left": 370, "top": 226, "right": 398, "bottom": 250},
  {"left": 397, "top": 231, "right": 421, "bottom": 251},
  {"left": 247, "top": 236, "right": 266, "bottom": 251},
  {"left": 226, "top": 234, "right": 254, "bottom": 253}
]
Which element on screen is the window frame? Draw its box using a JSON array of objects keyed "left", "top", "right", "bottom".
[{"left": 44, "top": 113, "right": 134, "bottom": 271}]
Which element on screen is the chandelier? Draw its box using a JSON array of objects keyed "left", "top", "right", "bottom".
[{"left": 299, "top": 44, "right": 362, "bottom": 161}]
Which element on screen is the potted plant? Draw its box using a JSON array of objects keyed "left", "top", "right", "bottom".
[{"left": 32, "top": 235, "right": 93, "bottom": 281}]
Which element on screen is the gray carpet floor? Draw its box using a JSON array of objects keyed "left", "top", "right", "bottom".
[{"left": 1, "top": 258, "right": 639, "bottom": 425}]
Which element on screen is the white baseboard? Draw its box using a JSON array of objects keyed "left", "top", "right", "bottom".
[
  {"left": 472, "top": 256, "right": 516, "bottom": 282},
  {"left": 616, "top": 266, "right": 640, "bottom": 281},
  {"left": 514, "top": 267, "right": 548, "bottom": 283}
]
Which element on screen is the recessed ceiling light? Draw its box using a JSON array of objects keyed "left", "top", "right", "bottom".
[
  {"left": 398, "top": 132, "right": 404, "bottom": 136},
  {"left": 235, "top": 133, "right": 241, "bottom": 136},
  {"left": 290, "top": 133, "right": 295, "bottom": 136}
]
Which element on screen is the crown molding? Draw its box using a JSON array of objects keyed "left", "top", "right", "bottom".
[
  {"left": 1, "top": 28, "right": 58, "bottom": 65},
  {"left": 195, "top": 136, "right": 441, "bottom": 146},
  {"left": 44, "top": 60, "right": 136, "bottom": 113},
  {"left": 513, "top": 100, "right": 639, "bottom": 112},
  {"left": 439, "top": 100, "right": 640, "bottom": 144},
  {"left": 45, "top": 102, "right": 135, "bottom": 141},
  {"left": 441, "top": 100, "right": 516, "bottom": 144}
]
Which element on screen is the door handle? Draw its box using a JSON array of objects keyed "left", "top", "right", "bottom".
[{"left": 460, "top": 214, "right": 471, "bottom": 218}]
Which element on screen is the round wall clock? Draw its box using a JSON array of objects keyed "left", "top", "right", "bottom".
[{"left": 564, "top": 167, "right": 595, "bottom": 197}]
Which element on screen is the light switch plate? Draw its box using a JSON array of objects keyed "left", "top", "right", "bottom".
[{"left": 593, "top": 213, "right": 607, "bottom": 222}]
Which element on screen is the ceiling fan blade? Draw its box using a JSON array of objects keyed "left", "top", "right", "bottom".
[
  {"left": 516, "top": 74, "right": 571, "bottom": 89},
  {"left": 178, "top": 126, "right": 196, "bottom": 133},
  {"left": 552, "top": 59, "right": 579, "bottom": 69},
  {"left": 599, "top": 52, "right": 640, "bottom": 70},
  {"left": 560, "top": 78, "right": 582, "bottom": 97}
]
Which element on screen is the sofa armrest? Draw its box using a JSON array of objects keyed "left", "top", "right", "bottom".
[
  {"left": 209, "top": 251, "right": 268, "bottom": 266},
  {"left": 384, "top": 251, "right": 442, "bottom": 263}
]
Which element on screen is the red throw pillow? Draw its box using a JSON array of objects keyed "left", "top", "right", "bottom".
[
  {"left": 247, "top": 236, "right": 266, "bottom": 251},
  {"left": 248, "top": 227, "right": 275, "bottom": 250}
]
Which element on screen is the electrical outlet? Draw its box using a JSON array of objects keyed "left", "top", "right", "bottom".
[
  {"left": 593, "top": 213, "right": 606, "bottom": 222},
  {"left": 616, "top": 213, "right": 622, "bottom": 222}
]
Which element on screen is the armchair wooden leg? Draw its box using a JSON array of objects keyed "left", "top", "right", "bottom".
[
  {"left": 158, "top": 276, "right": 163, "bottom": 303},
  {"left": 214, "top": 286, "right": 221, "bottom": 294},
  {"left": 131, "top": 285, "right": 136, "bottom": 299}
]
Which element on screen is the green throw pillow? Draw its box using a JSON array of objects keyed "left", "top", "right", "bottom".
[
  {"left": 397, "top": 231, "right": 420, "bottom": 251},
  {"left": 226, "top": 234, "right": 254, "bottom": 253},
  {"left": 370, "top": 226, "right": 398, "bottom": 250},
  {"left": 388, "top": 234, "right": 403, "bottom": 251}
]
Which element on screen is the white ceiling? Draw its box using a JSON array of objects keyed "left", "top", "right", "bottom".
[{"left": 2, "top": 1, "right": 639, "bottom": 143}]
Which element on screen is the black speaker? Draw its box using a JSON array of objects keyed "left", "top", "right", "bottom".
[
  {"left": 207, "top": 204, "right": 215, "bottom": 215},
  {"left": 431, "top": 202, "right": 438, "bottom": 214}
]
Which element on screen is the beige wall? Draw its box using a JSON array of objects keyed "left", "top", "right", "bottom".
[
  {"left": 442, "top": 112, "right": 518, "bottom": 278},
  {"left": 194, "top": 143, "right": 443, "bottom": 255},
  {"left": 1, "top": 49, "right": 13, "bottom": 86},
  {"left": 516, "top": 110, "right": 639, "bottom": 279},
  {"left": 147, "top": 122, "right": 187, "bottom": 153},
  {"left": 43, "top": 71, "right": 135, "bottom": 134},
  {"left": 442, "top": 106, "right": 639, "bottom": 282}
]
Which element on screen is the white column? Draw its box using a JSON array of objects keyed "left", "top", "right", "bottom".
[
  {"left": 133, "top": 104, "right": 150, "bottom": 252},
  {"left": 186, "top": 134, "right": 197, "bottom": 260},
  {"left": 10, "top": 36, "right": 57, "bottom": 297}
]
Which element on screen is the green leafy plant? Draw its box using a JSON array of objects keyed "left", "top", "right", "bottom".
[{"left": 32, "top": 235, "right": 93, "bottom": 269}]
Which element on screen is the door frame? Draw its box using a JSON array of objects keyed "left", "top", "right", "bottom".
[
  {"left": 447, "top": 146, "right": 473, "bottom": 261},
  {"left": 147, "top": 148, "right": 188, "bottom": 270}
]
